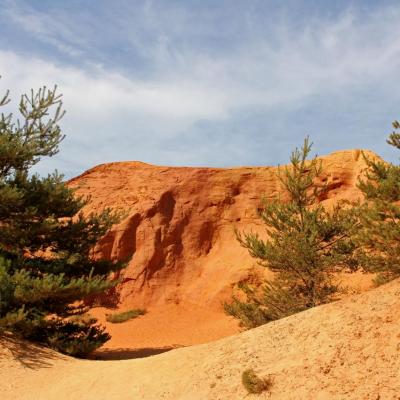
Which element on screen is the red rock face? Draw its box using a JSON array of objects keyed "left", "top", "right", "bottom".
[{"left": 68, "top": 149, "right": 376, "bottom": 310}]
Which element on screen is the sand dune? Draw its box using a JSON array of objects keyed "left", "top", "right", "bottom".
[{"left": 2, "top": 278, "right": 399, "bottom": 400}]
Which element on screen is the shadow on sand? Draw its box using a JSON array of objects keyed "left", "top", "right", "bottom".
[
  {"left": 0, "top": 333, "right": 63, "bottom": 370},
  {"left": 1, "top": 334, "right": 182, "bottom": 366},
  {"left": 91, "top": 346, "right": 181, "bottom": 360}
]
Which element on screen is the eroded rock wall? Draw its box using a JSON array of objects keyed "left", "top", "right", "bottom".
[{"left": 68, "top": 149, "right": 375, "bottom": 309}]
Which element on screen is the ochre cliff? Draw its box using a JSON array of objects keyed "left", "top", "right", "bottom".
[{"left": 68, "top": 149, "right": 376, "bottom": 311}]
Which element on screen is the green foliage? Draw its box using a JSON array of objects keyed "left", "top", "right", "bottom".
[
  {"left": 356, "top": 121, "right": 400, "bottom": 284},
  {"left": 224, "top": 296, "right": 269, "bottom": 330},
  {"left": 105, "top": 308, "right": 146, "bottom": 324},
  {"left": 225, "top": 278, "right": 312, "bottom": 329},
  {"left": 0, "top": 82, "right": 124, "bottom": 357},
  {"left": 241, "top": 369, "right": 272, "bottom": 394},
  {"left": 226, "top": 138, "right": 358, "bottom": 327}
]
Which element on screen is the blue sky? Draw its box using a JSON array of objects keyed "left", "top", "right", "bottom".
[{"left": 0, "top": 0, "right": 400, "bottom": 178}]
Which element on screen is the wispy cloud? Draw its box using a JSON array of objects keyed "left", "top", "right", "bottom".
[
  {"left": 1, "top": 1, "right": 400, "bottom": 177},
  {"left": 3, "top": 0, "right": 87, "bottom": 57}
]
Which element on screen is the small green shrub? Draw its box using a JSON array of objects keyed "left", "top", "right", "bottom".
[
  {"left": 242, "top": 368, "right": 272, "bottom": 394},
  {"left": 105, "top": 309, "right": 146, "bottom": 324}
]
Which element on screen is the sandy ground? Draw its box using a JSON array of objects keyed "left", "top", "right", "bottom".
[
  {"left": 86, "top": 271, "right": 373, "bottom": 360},
  {"left": 90, "top": 303, "right": 240, "bottom": 359},
  {"left": 1, "top": 279, "right": 400, "bottom": 400}
]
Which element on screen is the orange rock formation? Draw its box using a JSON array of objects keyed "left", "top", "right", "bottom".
[{"left": 68, "top": 149, "right": 375, "bottom": 314}]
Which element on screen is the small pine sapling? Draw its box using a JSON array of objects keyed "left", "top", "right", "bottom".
[{"left": 226, "top": 138, "right": 358, "bottom": 327}]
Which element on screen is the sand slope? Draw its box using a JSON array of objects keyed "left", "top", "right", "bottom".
[{"left": 2, "top": 278, "right": 399, "bottom": 400}]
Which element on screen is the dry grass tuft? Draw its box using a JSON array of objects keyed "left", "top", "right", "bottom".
[
  {"left": 105, "top": 309, "right": 146, "bottom": 324},
  {"left": 242, "top": 368, "right": 272, "bottom": 394}
]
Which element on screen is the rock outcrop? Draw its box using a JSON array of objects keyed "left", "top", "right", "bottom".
[{"left": 68, "top": 149, "right": 376, "bottom": 310}]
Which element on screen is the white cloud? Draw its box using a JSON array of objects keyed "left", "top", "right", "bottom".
[
  {"left": 0, "top": 50, "right": 229, "bottom": 121},
  {"left": 3, "top": 0, "right": 86, "bottom": 57},
  {"left": 1, "top": 3, "right": 400, "bottom": 176},
  {"left": 4, "top": 4, "right": 400, "bottom": 116}
]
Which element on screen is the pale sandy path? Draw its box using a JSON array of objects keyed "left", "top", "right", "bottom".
[{"left": 1, "top": 279, "right": 400, "bottom": 400}]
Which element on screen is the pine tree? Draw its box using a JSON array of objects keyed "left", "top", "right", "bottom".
[
  {"left": 356, "top": 121, "right": 400, "bottom": 284},
  {"left": 225, "top": 138, "right": 358, "bottom": 328},
  {"left": 0, "top": 83, "right": 123, "bottom": 357}
]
